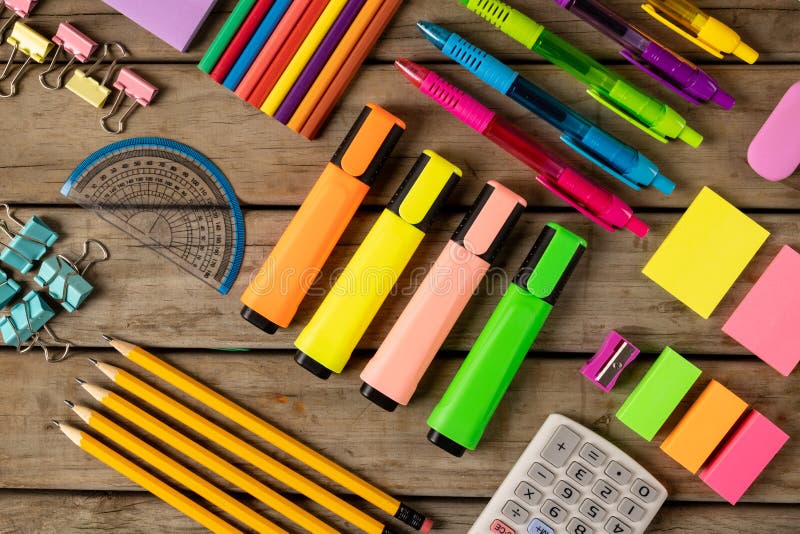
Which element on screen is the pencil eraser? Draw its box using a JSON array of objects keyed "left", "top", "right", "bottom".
[
  {"left": 699, "top": 410, "right": 789, "bottom": 504},
  {"left": 747, "top": 81, "right": 800, "bottom": 181},
  {"left": 420, "top": 517, "right": 434, "bottom": 533}
]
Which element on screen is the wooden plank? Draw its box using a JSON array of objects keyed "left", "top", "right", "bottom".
[
  {"left": 18, "top": 0, "right": 800, "bottom": 63},
  {"left": 2, "top": 64, "right": 799, "bottom": 209},
  {"left": 3, "top": 207, "right": 791, "bottom": 354},
  {"left": 0, "top": 491, "right": 797, "bottom": 533},
  {"left": 1, "top": 350, "right": 796, "bottom": 501}
]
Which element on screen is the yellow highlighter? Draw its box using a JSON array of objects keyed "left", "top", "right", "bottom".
[
  {"left": 261, "top": 0, "right": 348, "bottom": 115},
  {"left": 294, "top": 150, "right": 461, "bottom": 379},
  {"left": 642, "top": 0, "right": 758, "bottom": 63}
]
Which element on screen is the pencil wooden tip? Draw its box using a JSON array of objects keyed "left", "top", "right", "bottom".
[
  {"left": 87, "top": 357, "right": 98, "bottom": 365},
  {"left": 75, "top": 377, "right": 86, "bottom": 385},
  {"left": 101, "top": 334, "right": 113, "bottom": 342},
  {"left": 51, "top": 419, "right": 60, "bottom": 428},
  {"left": 64, "top": 400, "right": 75, "bottom": 408}
]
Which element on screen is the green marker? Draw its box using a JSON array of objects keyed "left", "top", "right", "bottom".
[
  {"left": 427, "top": 223, "right": 587, "bottom": 457},
  {"left": 198, "top": 0, "right": 257, "bottom": 74},
  {"left": 458, "top": 0, "right": 702, "bottom": 147}
]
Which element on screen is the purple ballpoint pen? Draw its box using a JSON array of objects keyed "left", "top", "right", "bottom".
[
  {"left": 274, "top": 0, "right": 367, "bottom": 123},
  {"left": 554, "top": 0, "right": 734, "bottom": 109}
]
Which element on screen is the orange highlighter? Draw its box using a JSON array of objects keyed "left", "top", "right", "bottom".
[
  {"left": 241, "top": 103, "right": 406, "bottom": 334},
  {"left": 360, "top": 180, "right": 526, "bottom": 411}
]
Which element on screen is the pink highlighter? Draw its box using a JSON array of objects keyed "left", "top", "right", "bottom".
[{"left": 360, "top": 180, "right": 527, "bottom": 411}]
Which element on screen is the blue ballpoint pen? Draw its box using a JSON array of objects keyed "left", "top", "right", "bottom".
[{"left": 418, "top": 21, "right": 675, "bottom": 194}]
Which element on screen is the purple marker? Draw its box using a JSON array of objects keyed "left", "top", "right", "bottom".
[
  {"left": 275, "top": 0, "right": 367, "bottom": 124},
  {"left": 554, "top": 0, "right": 734, "bottom": 109}
]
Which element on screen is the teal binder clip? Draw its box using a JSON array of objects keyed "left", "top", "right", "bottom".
[
  {"left": 0, "top": 268, "right": 21, "bottom": 308},
  {"left": 0, "top": 204, "right": 58, "bottom": 274},
  {"left": 0, "top": 290, "right": 55, "bottom": 346},
  {"left": 35, "top": 239, "right": 109, "bottom": 312}
]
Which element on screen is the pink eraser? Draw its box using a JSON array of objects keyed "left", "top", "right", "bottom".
[
  {"left": 699, "top": 410, "right": 789, "bottom": 504},
  {"left": 420, "top": 517, "right": 434, "bottom": 533},
  {"left": 747, "top": 81, "right": 800, "bottom": 181},
  {"left": 723, "top": 246, "right": 800, "bottom": 376}
]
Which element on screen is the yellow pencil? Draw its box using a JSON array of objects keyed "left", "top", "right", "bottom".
[
  {"left": 77, "top": 377, "right": 337, "bottom": 534},
  {"left": 260, "top": 0, "right": 349, "bottom": 115},
  {"left": 103, "top": 336, "right": 432, "bottom": 532},
  {"left": 65, "top": 398, "right": 283, "bottom": 534},
  {"left": 52, "top": 420, "right": 241, "bottom": 534}
]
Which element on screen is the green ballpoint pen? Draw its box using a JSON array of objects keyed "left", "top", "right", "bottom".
[
  {"left": 458, "top": 0, "right": 703, "bottom": 147},
  {"left": 427, "top": 223, "right": 587, "bottom": 457}
]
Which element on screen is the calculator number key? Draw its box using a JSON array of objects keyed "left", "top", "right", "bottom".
[
  {"left": 554, "top": 480, "right": 580, "bottom": 505},
  {"left": 604, "top": 461, "right": 632, "bottom": 485},
  {"left": 502, "top": 501, "right": 529, "bottom": 525},
  {"left": 567, "top": 461, "right": 594, "bottom": 486},
  {"left": 617, "top": 498, "right": 645, "bottom": 522},
  {"left": 580, "top": 498, "right": 608, "bottom": 523},
  {"left": 515, "top": 481, "right": 543, "bottom": 506},
  {"left": 527, "top": 518, "right": 554, "bottom": 534},
  {"left": 567, "top": 517, "right": 594, "bottom": 534},
  {"left": 579, "top": 443, "right": 607, "bottom": 467},
  {"left": 604, "top": 517, "right": 632, "bottom": 534},
  {"left": 592, "top": 480, "right": 620, "bottom": 504},
  {"left": 541, "top": 425, "right": 581, "bottom": 467},
  {"left": 528, "top": 462, "right": 555, "bottom": 486},
  {"left": 490, "top": 518, "right": 517, "bottom": 534},
  {"left": 630, "top": 478, "right": 659, "bottom": 503},
  {"left": 540, "top": 499, "right": 567, "bottom": 524}
]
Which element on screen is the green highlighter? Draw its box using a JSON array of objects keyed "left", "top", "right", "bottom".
[
  {"left": 458, "top": 0, "right": 702, "bottom": 147},
  {"left": 427, "top": 223, "right": 587, "bottom": 457}
]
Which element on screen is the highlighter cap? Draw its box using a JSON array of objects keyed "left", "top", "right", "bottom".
[
  {"left": 451, "top": 180, "right": 526, "bottom": 263},
  {"left": 330, "top": 103, "right": 406, "bottom": 185},
  {"left": 513, "top": 223, "right": 587, "bottom": 304},
  {"left": 387, "top": 150, "right": 462, "bottom": 232}
]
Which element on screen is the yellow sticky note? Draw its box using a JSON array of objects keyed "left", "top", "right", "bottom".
[{"left": 643, "top": 187, "right": 769, "bottom": 319}]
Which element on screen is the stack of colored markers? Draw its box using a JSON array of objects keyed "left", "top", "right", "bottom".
[{"left": 198, "top": 0, "right": 402, "bottom": 139}]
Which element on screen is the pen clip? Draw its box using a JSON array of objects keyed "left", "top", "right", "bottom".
[
  {"left": 560, "top": 134, "right": 641, "bottom": 191},
  {"left": 641, "top": 4, "right": 724, "bottom": 59},
  {"left": 619, "top": 49, "right": 701, "bottom": 105},
  {"left": 586, "top": 88, "right": 668, "bottom": 144},
  {"left": 534, "top": 174, "right": 614, "bottom": 233}
]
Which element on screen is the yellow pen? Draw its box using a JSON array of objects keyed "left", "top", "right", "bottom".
[
  {"left": 294, "top": 150, "right": 461, "bottom": 379},
  {"left": 261, "top": 0, "right": 349, "bottom": 115},
  {"left": 642, "top": 0, "right": 758, "bottom": 63}
]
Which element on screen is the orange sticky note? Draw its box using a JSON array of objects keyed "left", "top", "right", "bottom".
[{"left": 660, "top": 380, "right": 748, "bottom": 473}]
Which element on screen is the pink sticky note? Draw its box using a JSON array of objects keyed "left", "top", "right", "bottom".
[
  {"left": 102, "top": 0, "right": 218, "bottom": 52},
  {"left": 699, "top": 410, "right": 789, "bottom": 504},
  {"left": 723, "top": 246, "right": 800, "bottom": 376}
]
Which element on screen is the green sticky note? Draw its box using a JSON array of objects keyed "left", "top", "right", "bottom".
[
  {"left": 642, "top": 187, "right": 769, "bottom": 319},
  {"left": 616, "top": 347, "right": 701, "bottom": 441}
]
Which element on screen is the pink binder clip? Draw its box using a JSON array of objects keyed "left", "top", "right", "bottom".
[
  {"left": 40, "top": 22, "right": 99, "bottom": 90},
  {"left": 0, "top": 0, "right": 38, "bottom": 38},
  {"left": 100, "top": 67, "right": 158, "bottom": 134},
  {"left": 580, "top": 330, "right": 640, "bottom": 392}
]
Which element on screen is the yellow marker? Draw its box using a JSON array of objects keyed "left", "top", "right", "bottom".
[
  {"left": 65, "top": 398, "right": 283, "bottom": 534},
  {"left": 103, "top": 335, "right": 435, "bottom": 532},
  {"left": 260, "top": 0, "right": 349, "bottom": 115},
  {"left": 642, "top": 0, "right": 758, "bottom": 63},
  {"left": 52, "top": 421, "right": 241, "bottom": 534},
  {"left": 295, "top": 150, "right": 461, "bottom": 379}
]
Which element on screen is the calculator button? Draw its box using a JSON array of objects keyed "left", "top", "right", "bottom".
[
  {"left": 528, "top": 463, "right": 555, "bottom": 486},
  {"left": 567, "top": 517, "right": 594, "bottom": 534},
  {"left": 567, "top": 461, "right": 594, "bottom": 486},
  {"left": 592, "top": 480, "right": 620, "bottom": 505},
  {"left": 617, "top": 498, "right": 645, "bottom": 522},
  {"left": 554, "top": 480, "right": 580, "bottom": 505},
  {"left": 540, "top": 499, "right": 567, "bottom": 524},
  {"left": 515, "top": 481, "right": 543, "bottom": 506},
  {"left": 630, "top": 478, "right": 658, "bottom": 503},
  {"left": 490, "top": 518, "right": 517, "bottom": 533},
  {"left": 527, "top": 518, "right": 554, "bottom": 534},
  {"left": 579, "top": 498, "right": 608, "bottom": 523},
  {"left": 604, "top": 461, "right": 632, "bottom": 485},
  {"left": 502, "top": 501, "right": 529, "bottom": 525},
  {"left": 579, "top": 443, "right": 607, "bottom": 467},
  {"left": 604, "top": 517, "right": 632, "bottom": 534},
  {"left": 541, "top": 425, "right": 581, "bottom": 467}
]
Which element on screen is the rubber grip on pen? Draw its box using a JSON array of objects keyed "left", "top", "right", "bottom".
[{"left": 462, "top": 0, "right": 544, "bottom": 49}]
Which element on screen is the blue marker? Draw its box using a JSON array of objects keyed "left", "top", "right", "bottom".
[
  {"left": 417, "top": 21, "right": 675, "bottom": 194},
  {"left": 223, "top": 0, "right": 293, "bottom": 91}
]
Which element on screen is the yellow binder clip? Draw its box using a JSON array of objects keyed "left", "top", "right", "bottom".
[
  {"left": 0, "top": 21, "right": 53, "bottom": 98},
  {"left": 65, "top": 41, "right": 127, "bottom": 108}
]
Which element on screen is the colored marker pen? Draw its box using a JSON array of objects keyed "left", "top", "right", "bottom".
[
  {"left": 458, "top": 0, "right": 702, "bottom": 147},
  {"left": 427, "top": 223, "right": 587, "bottom": 456},
  {"left": 417, "top": 21, "right": 675, "bottom": 195},
  {"left": 294, "top": 150, "right": 462, "bottom": 379},
  {"left": 360, "top": 181, "right": 527, "bottom": 411},
  {"left": 241, "top": 103, "right": 405, "bottom": 334},
  {"left": 642, "top": 0, "right": 758, "bottom": 63},
  {"left": 396, "top": 59, "right": 650, "bottom": 238},
  {"left": 553, "top": 0, "right": 734, "bottom": 108}
]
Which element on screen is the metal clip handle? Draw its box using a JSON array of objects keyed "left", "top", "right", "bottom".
[{"left": 101, "top": 67, "right": 157, "bottom": 134}]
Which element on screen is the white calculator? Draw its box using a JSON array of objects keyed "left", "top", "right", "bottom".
[{"left": 470, "top": 414, "right": 667, "bottom": 534}]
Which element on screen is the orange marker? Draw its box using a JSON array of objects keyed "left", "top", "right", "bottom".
[
  {"left": 241, "top": 103, "right": 405, "bottom": 333},
  {"left": 299, "top": 0, "right": 402, "bottom": 139}
]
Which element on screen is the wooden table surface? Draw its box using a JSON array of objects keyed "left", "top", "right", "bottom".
[{"left": 1, "top": 0, "right": 799, "bottom": 532}]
